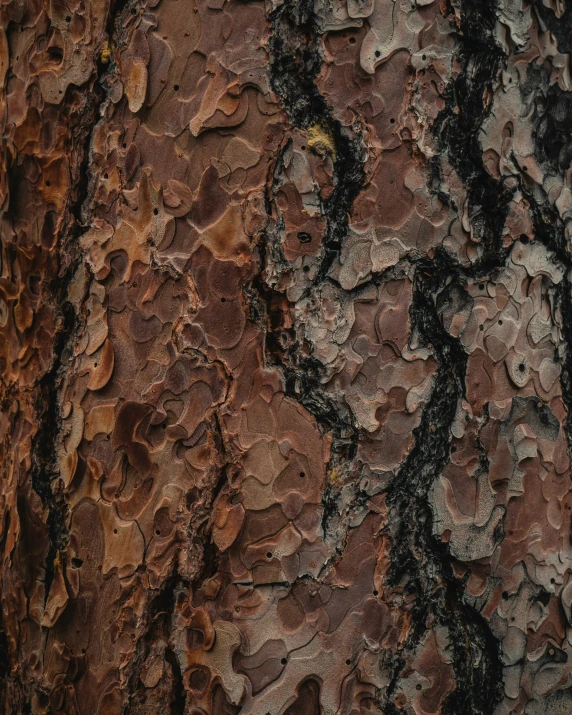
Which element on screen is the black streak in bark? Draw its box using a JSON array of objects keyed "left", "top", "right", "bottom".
[
  {"left": 433, "top": 0, "right": 513, "bottom": 275},
  {"left": 383, "top": 256, "right": 503, "bottom": 714},
  {"left": 255, "top": 0, "right": 366, "bottom": 470},
  {"left": 384, "top": 0, "right": 512, "bottom": 708},
  {"left": 268, "top": 0, "right": 365, "bottom": 282},
  {"left": 29, "top": 0, "right": 139, "bottom": 602}
]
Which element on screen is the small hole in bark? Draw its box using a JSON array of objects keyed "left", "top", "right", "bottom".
[
  {"left": 498, "top": 319, "right": 503, "bottom": 325},
  {"left": 155, "top": 529, "right": 160, "bottom": 535},
  {"left": 104, "top": 173, "right": 109, "bottom": 179},
  {"left": 174, "top": 84, "right": 179, "bottom": 91},
  {"left": 551, "top": 578, "right": 556, "bottom": 584},
  {"left": 65, "top": 15, "right": 71, "bottom": 21},
  {"left": 266, "top": 552, "right": 272, "bottom": 559},
  {"left": 303, "top": 265, "right": 310, "bottom": 272},
  {"left": 416, "top": 684, "right": 422, "bottom": 691},
  {"left": 390, "top": 117, "right": 395, "bottom": 123},
  {"left": 375, "top": 50, "right": 381, "bottom": 57},
  {"left": 281, "top": 658, "right": 287, "bottom": 665},
  {"left": 113, "top": 529, "right": 118, "bottom": 534},
  {"left": 47, "top": 47, "right": 63, "bottom": 64},
  {"left": 518, "top": 363, "right": 525, "bottom": 372},
  {"left": 346, "top": 659, "right": 351, "bottom": 665},
  {"left": 298, "top": 231, "right": 312, "bottom": 243},
  {"left": 301, "top": 145, "right": 306, "bottom": 150},
  {"left": 71, "top": 558, "right": 83, "bottom": 568},
  {"left": 186, "top": 491, "right": 198, "bottom": 514},
  {"left": 189, "top": 669, "right": 209, "bottom": 691},
  {"left": 523, "top": 165, "right": 528, "bottom": 172},
  {"left": 373, "top": 590, "right": 378, "bottom": 596},
  {"left": 45, "top": 180, "right": 51, "bottom": 187},
  {"left": 479, "top": 325, "right": 484, "bottom": 331},
  {"left": 29, "top": 275, "right": 41, "bottom": 295},
  {"left": 519, "top": 234, "right": 529, "bottom": 243},
  {"left": 349, "top": 37, "right": 356, "bottom": 44},
  {"left": 131, "top": 7, "right": 137, "bottom": 13},
  {"left": 479, "top": 283, "right": 485, "bottom": 290},
  {"left": 220, "top": 297, "right": 226, "bottom": 302},
  {"left": 422, "top": 54, "right": 426, "bottom": 60},
  {"left": 299, "top": 471, "right": 305, "bottom": 478},
  {"left": 153, "top": 208, "right": 159, "bottom": 215},
  {"left": 502, "top": 591, "right": 509, "bottom": 599}
]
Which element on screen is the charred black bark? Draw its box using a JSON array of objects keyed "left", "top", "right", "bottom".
[
  {"left": 252, "top": 0, "right": 367, "bottom": 468},
  {"left": 383, "top": 256, "right": 503, "bottom": 714},
  {"left": 433, "top": 0, "right": 513, "bottom": 274},
  {"left": 268, "top": 0, "right": 365, "bottom": 282}
]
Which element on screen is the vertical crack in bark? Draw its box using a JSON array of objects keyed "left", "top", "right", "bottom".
[
  {"left": 29, "top": 0, "right": 140, "bottom": 602},
  {"left": 383, "top": 256, "right": 503, "bottom": 714},
  {"left": 124, "top": 571, "right": 186, "bottom": 715},
  {"left": 268, "top": 0, "right": 365, "bottom": 283},
  {"left": 515, "top": 21, "right": 572, "bottom": 448},
  {"left": 433, "top": 0, "right": 513, "bottom": 274},
  {"left": 30, "top": 88, "right": 104, "bottom": 602},
  {"left": 249, "top": 0, "right": 367, "bottom": 475},
  {"left": 378, "top": 0, "right": 519, "bottom": 708},
  {"left": 123, "top": 374, "right": 233, "bottom": 709},
  {"left": 263, "top": 0, "right": 508, "bottom": 708},
  {"left": 522, "top": 191, "right": 572, "bottom": 446}
]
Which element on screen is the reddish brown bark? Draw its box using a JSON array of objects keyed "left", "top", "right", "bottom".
[{"left": 2, "top": 1, "right": 572, "bottom": 714}]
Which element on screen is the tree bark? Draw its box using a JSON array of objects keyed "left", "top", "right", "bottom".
[{"left": 1, "top": 0, "right": 572, "bottom": 713}]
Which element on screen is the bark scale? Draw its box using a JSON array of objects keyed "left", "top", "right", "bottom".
[{"left": 1, "top": 0, "right": 572, "bottom": 714}]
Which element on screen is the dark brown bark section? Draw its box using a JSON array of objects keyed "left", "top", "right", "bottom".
[{"left": 2, "top": 1, "right": 572, "bottom": 714}]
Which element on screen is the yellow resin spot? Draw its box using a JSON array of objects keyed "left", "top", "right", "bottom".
[
  {"left": 100, "top": 41, "right": 111, "bottom": 64},
  {"left": 307, "top": 123, "right": 337, "bottom": 161}
]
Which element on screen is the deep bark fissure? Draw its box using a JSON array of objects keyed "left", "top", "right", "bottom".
[
  {"left": 252, "top": 0, "right": 367, "bottom": 471},
  {"left": 123, "top": 407, "right": 232, "bottom": 709},
  {"left": 124, "top": 568, "right": 186, "bottom": 715},
  {"left": 433, "top": 0, "right": 513, "bottom": 275},
  {"left": 268, "top": 0, "right": 365, "bottom": 283},
  {"left": 28, "top": 0, "right": 143, "bottom": 603},
  {"left": 4, "top": 0, "right": 572, "bottom": 710},
  {"left": 382, "top": 259, "right": 504, "bottom": 714},
  {"left": 30, "top": 87, "right": 104, "bottom": 602},
  {"left": 264, "top": 1, "right": 508, "bottom": 710},
  {"left": 262, "top": 0, "right": 510, "bottom": 709},
  {"left": 378, "top": 0, "right": 521, "bottom": 708},
  {"left": 517, "top": 57, "right": 572, "bottom": 448}
]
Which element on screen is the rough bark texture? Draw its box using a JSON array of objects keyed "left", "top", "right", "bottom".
[{"left": 2, "top": 0, "right": 572, "bottom": 713}]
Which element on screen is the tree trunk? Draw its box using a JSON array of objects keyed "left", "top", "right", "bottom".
[{"left": 1, "top": 0, "right": 572, "bottom": 713}]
